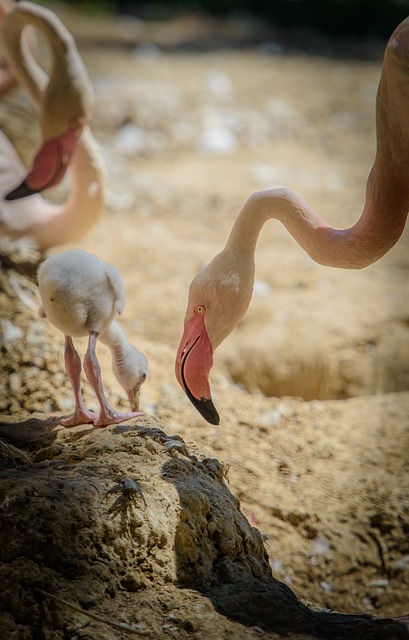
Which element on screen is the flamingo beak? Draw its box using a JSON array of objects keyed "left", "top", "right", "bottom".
[
  {"left": 5, "top": 127, "right": 79, "bottom": 201},
  {"left": 175, "top": 315, "right": 220, "bottom": 425}
]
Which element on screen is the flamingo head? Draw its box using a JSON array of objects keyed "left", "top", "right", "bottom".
[
  {"left": 114, "top": 346, "right": 149, "bottom": 412},
  {"left": 5, "top": 45, "right": 94, "bottom": 201},
  {"left": 175, "top": 302, "right": 220, "bottom": 425},
  {"left": 175, "top": 253, "right": 254, "bottom": 425},
  {"left": 5, "top": 125, "right": 82, "bottom": 200}
]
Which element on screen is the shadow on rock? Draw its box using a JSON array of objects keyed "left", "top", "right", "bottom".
[
  {"left": 161, "top": 456, "right": 409, "bottom": 640},
  {"left": 0, "top": 419, "right": 407, "bottom": 639},
  {"left": 0, "top": 416, "right": 64, "bottom": 468}
]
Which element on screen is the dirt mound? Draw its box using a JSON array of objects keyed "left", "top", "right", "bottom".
[
  {"left": 220, "top": 314, "right": 409, "bottom": 400},
  {"left": 1, "top": 414, "right": 408, "bottom": 640}
]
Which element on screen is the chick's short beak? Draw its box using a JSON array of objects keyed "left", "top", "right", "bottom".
[{"left": 127, "top": 387, "right": 141, "bottom": 412}]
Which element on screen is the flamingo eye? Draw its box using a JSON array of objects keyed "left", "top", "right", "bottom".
[
  {"left": 194, "top": 305, "right": 205, "bottom": 315},
  {"left": 70, "top": 117, "right": 84, "bottom": 131}
]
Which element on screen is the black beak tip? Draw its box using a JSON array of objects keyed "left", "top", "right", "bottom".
[
  {"left": 191, "top": 396, "right": 220, "bottom": 425},
  {"left": 179, "top": 346, "right": 220, "bottom": 424},
  {"left": 5, "top": 181, "right": 37, "bottom": 201}
]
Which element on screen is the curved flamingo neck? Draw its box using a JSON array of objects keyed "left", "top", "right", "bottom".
[
  {"left": 1, "top": 2, "right": 68, "bottom": 108},
  {"left": 224, "top": 20, "right": 409, "bottom": 270},
  {"left": 226, "top": 178, "right": 407, "bottom": 271},
  {"left": 1, "top": 2, "right": 93, "bottom": 136},
  {"left": 99, "top": 320, "right": 130, "bottom": 362},
  {"left": 99, "top": 320, "right": 144, "bottom": 390}
]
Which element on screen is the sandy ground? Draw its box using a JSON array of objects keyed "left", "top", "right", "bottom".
[{"left": 0, "top": 5, "right": 409, "bottom": 639}]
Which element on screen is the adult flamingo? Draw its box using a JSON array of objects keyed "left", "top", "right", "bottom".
[
  {"left": 0, "top": 1, "right": 105, "bottom": 250},
  {"left": 175, "top": 17, "right": 409, "bottom": 425}
]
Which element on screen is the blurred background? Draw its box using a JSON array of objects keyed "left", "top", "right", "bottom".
[{"left": 60, "top": 0, "right": 409, "bottom": 53}]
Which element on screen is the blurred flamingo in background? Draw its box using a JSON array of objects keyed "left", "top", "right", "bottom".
[{"left": 0, "top": 1, "right": 105, "bottom": 251}]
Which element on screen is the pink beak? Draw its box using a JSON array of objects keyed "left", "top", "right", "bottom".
[
  {"left": 5, "top": 127, "right": 79, "bottom": 201},
  {"left": 175, "top": 313, "right": 220, "bottom": 425}
]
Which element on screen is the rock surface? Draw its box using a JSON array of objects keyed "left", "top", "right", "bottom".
[{"left": 1, "top": 411, "right": 408, "bottom": 640}]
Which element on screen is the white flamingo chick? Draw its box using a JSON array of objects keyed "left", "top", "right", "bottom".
[{"left": 38, "top": 249, "right": 148, "bottom": 428}]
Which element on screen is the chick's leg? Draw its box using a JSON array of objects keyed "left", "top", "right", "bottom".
[{"left": 60, "top": 335, "right": 98, "bottom": 427}]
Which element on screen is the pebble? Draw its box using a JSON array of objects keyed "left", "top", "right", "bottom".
[
  {"left": 0, "top": 319, "right": 23, "bottom": 346},
  {"left": 312, "top": 536, "right": 332, "bottom": 556},
  {"left": 144, "top": 403, "right": 158, "bottom": 415},
  {"left": 107, "top": 188, "right": 137, "bottom": 212},
  {"left": 205, "top": 69, "right": 233, "bottom": 99},
  {"left": 391, "top": 555, "right": 409, "bottom": 573},
  {"left": 9, "top": 372, "right": 22, "bottom": 393},
  {"left": 197, "top": 126, "right": 238, "bottom": 154},
  {"left": 320, "top": 581, "right": 333, "bottom": 593},
  {"left": 249, "top": 162, "right": 282, "bottom": 187},
  {"left": 265, "top": 97, "right": 297, "bottom": 123},
  {"left": 260, "top": 409, "right": 282, "bottom": 427},
  {"left": 253, "top": 279, "right": 272, "bottom": 298},
  {"left": 361, "top": 596, "right": 374, "bottom": 609},
  {"left": 368, "top": 579, "right": 389, "bottom": 588},
  {"left": 9, "top": 401, "right": 22, "bottom": 413},
  {"left": 115, "top": 123, "right": 148, "bottom": 157},
  {"left": 270, "top": 557, "right": 283, "bottom": 572},
  {"left": 52, "top": 372, "right": 66, "bottom": 388},
  {"left": 133, "top": 42, "right": 162, "bottom": 61}
]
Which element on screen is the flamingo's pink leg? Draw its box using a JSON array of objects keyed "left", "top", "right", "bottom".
[
  {"left": 83, "top": 332, "right": 143, "bottom": 428},
  {"left": 60, "top": 335, "right": 98, "bottom": 427}
]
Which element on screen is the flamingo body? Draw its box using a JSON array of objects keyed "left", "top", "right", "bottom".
[
  {"left": 38, "top": 249, "right": 123, "bottom": 338},
  {"left": 38, "top": 250, "right": 148, "bottom": 427}
]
